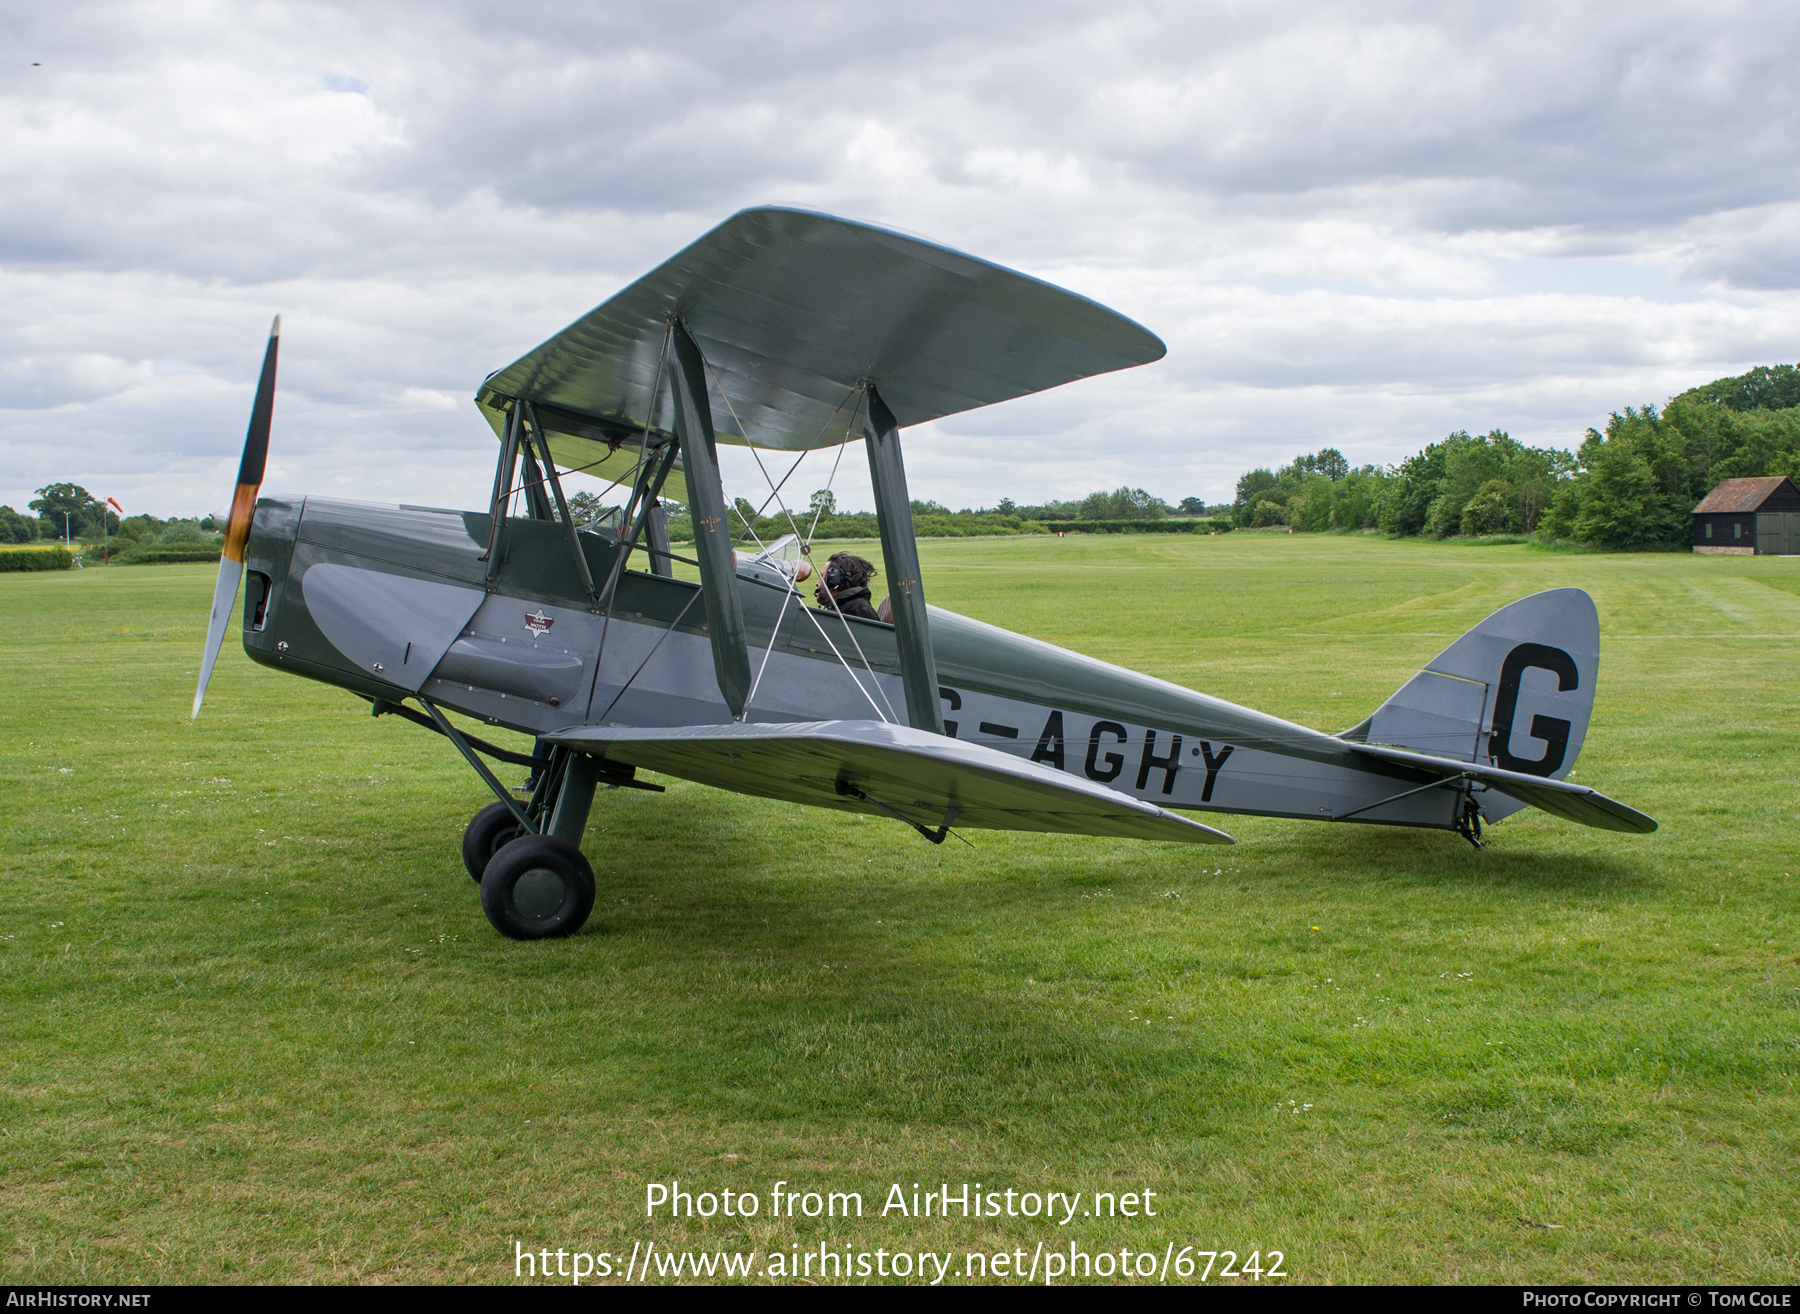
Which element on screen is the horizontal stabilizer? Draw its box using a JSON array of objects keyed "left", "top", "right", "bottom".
[
  {"left": 544, "top": 720, "right": 1232, "bottom": 845},
  {"left": 1347, "top": 741, "right": 1657, "bottom": 834}
]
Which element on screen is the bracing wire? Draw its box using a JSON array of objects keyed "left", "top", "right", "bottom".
[
  {"left": 593, "top": 587, "right": 704, "bottom": 725},
  {"left": 778, "top": 431, "right": 895, "bottom": 722},
  {"left": 790, "top": 407, "right": 902, "bottom": 724},
  {"left": 744, "top": 583, "right": 794, "bottom": 713},
  {"left": 737, "top": 448, "right": 810, "bottom": 547},
  {"left": 793, "top": 598, "right": 892, "bottom": 722},
  {"left": 511, "top": 441, "right": 644, "bottom": 508},
  {"left": 733, "top": 384, "right": 859, "bottom": 548},
  {"left": 583, "top": 324, "right": 673, "bottom": 718},
  {"left": 704, "top": 356, "right": 835, "bottom": 552},
  {"left": 504, "top": 328, "right": 675, "bottom": 524},
  {"left": 702, "top": 364, "right": 900, "bottom": 724},
  {"left": 805, "top": 432, "right": 852, "bottom": 544}
]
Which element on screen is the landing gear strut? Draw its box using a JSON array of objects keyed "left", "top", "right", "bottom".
[
  {"left": 1453, "top": 792, "right": 1486, "bottom": 849},
  {"left": 453, "top": 747, "right": 601, "bottom": 938},
  {"left": 374, "top": 695, "right": 663, "bottom": 939},
  {"left": 451, "top": 745, "right": 662, "bottom": 938}
]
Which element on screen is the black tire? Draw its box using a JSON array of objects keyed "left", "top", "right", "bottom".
[
  {"left": 479, "top": 834, "right": 595, "bottom": 941},
  {"left": 463, "top": 801, "right": 528, "bottom": 883}
]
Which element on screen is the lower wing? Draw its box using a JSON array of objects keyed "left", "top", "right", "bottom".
[{"left": 544, "top": 719, "right": 1233, "bottom": 844}]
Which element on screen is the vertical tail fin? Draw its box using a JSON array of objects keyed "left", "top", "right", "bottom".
[{"left": 1342, "top": 587, "right": 1600, "bottom": 783}]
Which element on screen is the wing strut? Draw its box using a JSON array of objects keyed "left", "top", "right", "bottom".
[
  {"left": 521, "top": 400, "right": 601, "bottom": 609},
  {"left": 644, "top": 500, "right": 674, "bottom": 577},
  {"left": 481, "top": 405, "right": 521, "bottom": 587},
  {"left": 862, "top": 385, "right": 945, "bottom": 734},
  {"left": 668, "top": 319, "right": 753, "bottom": 719}
]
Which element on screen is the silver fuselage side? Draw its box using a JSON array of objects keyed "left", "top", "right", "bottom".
[{"left": 243, "top": 496, "right": 1464, "bottom": 830}]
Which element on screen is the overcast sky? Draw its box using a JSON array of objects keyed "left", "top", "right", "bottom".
[{"left": 5, "top": 0, "right": 1799, "bottom": 517}]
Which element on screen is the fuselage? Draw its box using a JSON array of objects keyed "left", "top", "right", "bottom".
[{"left": 243, "top": 497, "right": 1467, "bottom": 830}]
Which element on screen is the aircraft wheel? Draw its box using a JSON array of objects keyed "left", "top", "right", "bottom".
[
  {"left": 479, "top": 835, "right": 595, "bottom": 941},
  {"left": 462, "top": 801, "right": 528, "bottom": 883}
]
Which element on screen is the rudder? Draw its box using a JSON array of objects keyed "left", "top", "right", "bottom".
[{"left": 1342, "top": 589, "right": 1600, "bottom": 812}]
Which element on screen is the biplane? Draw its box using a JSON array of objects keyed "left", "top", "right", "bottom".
[{"left": 192, "top": 207, "right": 1655, "bottom": 940}]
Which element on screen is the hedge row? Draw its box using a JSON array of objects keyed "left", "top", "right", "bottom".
[
  {"left": 0, "top": 545, "right": 74, "bottom": 572},
  {"left": 113, "top": 544, "right": 223, "bottom": 565},
  {"left": 1041, "top": 518, "right": 1234, "bottom": 535}
]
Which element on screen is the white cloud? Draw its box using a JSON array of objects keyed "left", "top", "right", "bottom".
[{"left": 3, "top": 0, "right": 1799, "bottom": 516}]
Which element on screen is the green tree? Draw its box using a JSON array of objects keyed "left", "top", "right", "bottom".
[
  {"left": 1224, "top": 361, "right": 1800, "bottom": 549},
  {"left": 1231, "top": 469, "right": 1279, "bottom": 526},
  {"left": 1078, "top": 487, "right": 1166, "bottom": 520},
  {"left": 30, "top": 483, "right": 116, "bottom": 538},
  {"left": 809, "top": 489, "right": 837, "bottom": 518},
  {"left": 1331, "top": 467, "right": 1390, "bottom": 529},
  {"left": 1235, "top": 450, "right": 1394, "bottom": 531},
  {"left": 565, "top": 490, "right": 604, "bottom": 524},
  {"left": 1547, "top": 408, "right": 1695, "bottom": 548},
  {"left": 1286, "top": 474, "right": 1337, "bottom": 531},
  {"left": 1235, "top": 469, "right": 1277, "bottom": 502},
  {"left": 1439, "top": 436, "right": 1508, "bottom": 530},
  {"left": 156, "top": 519, "right": 218, "bottom": 545},
  {"left": 1504, "top": 445, "right": 1572, "bottom": 532},
  {"left": 1374, "top": 431, "right": 1566, "bottom": 538},
  {"left": 1459, "top": 479, "right": 1522, "bottom": 536},
  {"left": 0, "top": 506, "right": 39, "bottom": 543},
  {"left": 1293, "top": 447, "right": 1349, "bottom": 480},
  {"left": 114, "top": 513, "right": 165, "bottom": 544},
  {"left": 1570, "top": 432, "right": 1686, "bottom": 548},
  {"left": 1672, "top": 363, "right": 1800, "bottom": 413},
  {"left": 1273, "top": 449, "right": 1351, "bottom": 483}
]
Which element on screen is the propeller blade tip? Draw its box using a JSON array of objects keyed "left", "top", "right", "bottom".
[{"left": 269, "top": 314, "right": 281, "bottom": 338}]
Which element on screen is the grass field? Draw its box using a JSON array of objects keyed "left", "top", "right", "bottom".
[{"left": 1, "top": 533, "right": 1796, "bottom": 1285}]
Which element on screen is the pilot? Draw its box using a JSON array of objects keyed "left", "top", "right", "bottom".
[{"left": 814, "top": 552, "right": 881, "bottom": 620}]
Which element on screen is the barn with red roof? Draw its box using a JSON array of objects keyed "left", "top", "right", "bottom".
[{"left": 1692, "top": 476, "right": 1800, "bottom": 554}]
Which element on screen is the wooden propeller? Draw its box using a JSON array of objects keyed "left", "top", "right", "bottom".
[{"left": 192, "top": 315, "right": 279, "bottom": 718}]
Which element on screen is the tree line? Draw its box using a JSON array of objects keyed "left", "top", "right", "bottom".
[
  {"left": 0, "top": 483, "right": 221, "bottom": 559},
  {"left": 659, "top": 486, "right": 1228, "bottom": 542},
  {"left": 1228, "top": 363, "right": 1800, "bottom": 549}
]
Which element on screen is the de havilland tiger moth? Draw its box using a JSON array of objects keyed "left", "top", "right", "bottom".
[{"left": 190, "top": 207, "right": 1655, "bottom": 940}]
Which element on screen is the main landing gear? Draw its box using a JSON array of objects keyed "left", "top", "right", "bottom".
[
  {"left": 464, "top": 799, "right": 594, "bottom": 940},
  {"left": 463, "top": 801, "right": 527, "bottom": 882},
  {"left": 477, "top": 832, "right": 596, "bottom": 940},
  {"left": 456, "top": 745, "right": 602, "bottom": 940},
  {"left": 454, "top": 741, "right": 662, "bottom": 940},
  {"left": 367, "top": 696, "right": 665, "bottom": 940}
]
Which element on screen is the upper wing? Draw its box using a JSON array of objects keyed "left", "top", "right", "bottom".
[
  {"left": 543, "top": 719, "right": 1231, "bottom": 845},
  {"left": 1347, "top": 741, "right": 1657, "bottom": 833},
  {"left": 475, "top": 207, "right": 1167, "bottom": 461}
]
